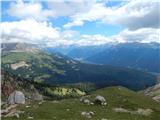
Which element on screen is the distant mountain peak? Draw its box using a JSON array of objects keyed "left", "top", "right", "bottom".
[{"left": 1, "top": 42, "right": 40, "bottom": 53}]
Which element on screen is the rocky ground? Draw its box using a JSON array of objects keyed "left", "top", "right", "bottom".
[{"left": 2, "top": 87, "right": 160, "bottom": 120}]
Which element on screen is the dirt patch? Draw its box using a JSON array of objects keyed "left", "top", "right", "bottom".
[
  {"left": 113, "top": 107, "right": 153, "bottom": 116},
  {"left": 11, "top": 61, "right": 29, "bottom": 70}
]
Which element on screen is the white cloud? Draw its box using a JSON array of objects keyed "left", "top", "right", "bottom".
[
  {"left": 1, "top": 19, "right": 159, "bottom": 47},
  {"left": 74, "top": 28, "right": 160, "bottom": 46},
  {"left": 7, "top": 0, "right": 52, "bottom": 21},
  {"left": 7, "top": 0, "right": 97, "bottom": 21},
  {"left": 2, "top": 0, "right": 159, "bottom": 47},
  {"left": 64, "top": 0, "right": 160, "bottom": 29},
  {"left": 64, "top": 2, "right": 108, "bottom": 28},
  {"left": 47, "top": 0, "right": 95, "bottom": 17},
  {"left": 1, "top": 19, "right": 78, "bottom": 47},
  {"left": 110, "top": 0, "right": 160, "bottom": 30},
  {"left": 6, "top": 0, "right": 159, "bottom": 29},
  {"left": 76, "top": 34, "right": 114, "bottom": 46},
  {"left": 64, "top": 20, "right": 84, "bottom": 29},
  {"left": 115, "top": 28, "right": 160, "bottom": 43},
  {"left": 61, "top": 30, "right": 79, "bottom": 39},
  {"left": 1, "top": 19, "right": 60, "bottom": 44}
]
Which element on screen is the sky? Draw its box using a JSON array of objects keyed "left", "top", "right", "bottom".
[{"left": 1, "top": 0, "right": 160, "bottom": 47}]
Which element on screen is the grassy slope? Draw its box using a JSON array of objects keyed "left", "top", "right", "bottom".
[
  {"left": 3, "top": 87, "right": 160, "bottom": 120},
  {"left": 1, "top": 51, "right": 65, "bottom": 82}
]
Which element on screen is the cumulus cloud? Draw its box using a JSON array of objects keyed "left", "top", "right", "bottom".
[
  {"left": 47, "top": 0, "right": 95, "bottom": 17},
  {"left": 1, "top": 19, "right": 159, "bottom": 46},
  {"left": 7, "top": 0, "right": 52, "bottom": 21},
  {"left": 111, "top": 0, "right": 160, "bottom": 30},
  {"left": 2, "top": 0, "right": 159, "bottom": 47},
  {"left": 6, "top": 0, "right": 159, "bottom": 30},
  {"left": 61, "top": 30, "right": 79, "bottom": 39},
  {"left": 64, "top": 20, "right": 84, "bottom": 29},
  {"left": 76, "top": 34, "right": 114, "bottom": 46},
  {"left": 7, "top": 0, "right": 96, "bottom": 21},
  {"left": 1, "top": 19, "right": 60, "bottom": 44},
  {"left": 76, "top": 28, "right": 160, "bottom": 46},
  {"left": 115, "top": 28, "right": 160, "bottom": 43},
  {"left": 0, "top": 19, "right": 77, "bottom": 47},
  {"left": 64, "top": 0, "right": 160, "bottom": 30}
]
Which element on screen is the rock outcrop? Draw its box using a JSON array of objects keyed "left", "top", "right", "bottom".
[{"left": 142, "top": 83, "right": 160, "bottom": 102}]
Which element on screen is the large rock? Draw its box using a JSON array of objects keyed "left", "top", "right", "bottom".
[
  {"left": 8, "top": 91, "right": 25, "bottom": 105},
  {"left": 94, "top": 95, "right": 107, "bottom": 105}
]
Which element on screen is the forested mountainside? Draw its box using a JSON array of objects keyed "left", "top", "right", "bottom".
[{"left": 1, "top": 43, "right": 157, "bottom": 91}]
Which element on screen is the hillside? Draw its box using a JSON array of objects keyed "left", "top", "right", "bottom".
[
  {"left": 2, "top": 86, "right": 160, "bottom": 120},
  {"left": 1, "top": 70, "right": 85, "bottom": 101},
  {"left": 1, "top": 43, "right": 157, "bottom": 91}
]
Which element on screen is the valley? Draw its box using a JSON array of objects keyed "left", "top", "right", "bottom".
[
  {"left": 54, "top": 42, "right": 160, "bottom": 73},
  {"left": 1, "top": 43, "right": 160, "bottom": 120},
  {"left": 1, "top": 43, "right": 157, "bottom": 91}
]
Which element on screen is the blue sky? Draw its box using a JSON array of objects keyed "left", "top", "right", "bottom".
[
  {"left": 1, "top": 0, "right": 124, "bottom": 36},
  {"left": 1, "top": 0, "right": 159, "bottom": 46}
]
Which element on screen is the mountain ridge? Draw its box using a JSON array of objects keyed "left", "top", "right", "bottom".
[
  {"left": 1, "top": 42, "right": 157, "bottom": 91},
  {"left": 54, "top": 42, "right": 160, "bottom": 73}
]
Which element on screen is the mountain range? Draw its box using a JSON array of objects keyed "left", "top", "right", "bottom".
[
  {"left": 2, "top": 42, "right": 160, "bottom": 120},
  {"left": 51, "top": 42, "right": 160, "bottom": 73},
  {"left": 1, "top": 42, "right": 157, "bottom": 91}
]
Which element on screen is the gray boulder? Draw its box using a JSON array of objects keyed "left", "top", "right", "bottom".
[
  {"left": 94, "top": 95, "right": 107, "bottom": 105},
  {"left": 8, "top": 91, "right": 25, "bottom": 105}
]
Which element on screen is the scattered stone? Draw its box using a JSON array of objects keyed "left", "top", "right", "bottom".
[
  {"left": 8, "top": 90, "right": 25, "bottom": 105},
  {"left": 94, "top": 95, "right": 107, "bottom": 106},
  {"left": 80, "top": 97, "right": 91, "bottom": 105},
  {"left": 28, "top": 116, "right": 34, "bottom": 119},
  {"left": 90, "top": 102, "right": 94, "bottom": 105},
  {"left": 114, "top": 108, "right": 129, "bottom": 113},
  {"left": 81, "top": 111, "right": 94, "bottom": 118},
  {"left": 89, "top": 111, "right": 94, "bottom": 115},
  {"left": 113, "top": 107, "right": 153, "bottom": 116},
  {"left": 1, "top": 109, "right": 9, "bottom": 115},
  {"left": 1, "top": 104, "right": 17, "bottom": 115},
  {"left": 136, "top": 108, "right": 153, "bottom": 116},
  {"left": 26, "top": 105, "right": 31, "bottom": 108},
  {"left": 84, "top": 99, "right": 90, "bottom": 105},
  {"left": 101, "top": 118, "right": 108, "bottom": 120},
  {"left": 4, "top": 111, "right": 20, "bottom": 118},
  {"left": 38, "top": 102, "right": 42, "bottom": 105}
]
